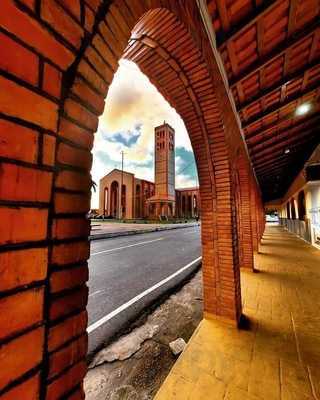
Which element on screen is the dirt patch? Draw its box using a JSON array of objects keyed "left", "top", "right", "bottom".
[{"left": 84, "top": 270, "right": 203, "bottom": 399}]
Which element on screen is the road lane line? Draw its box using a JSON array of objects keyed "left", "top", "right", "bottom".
[
  {"left": 91, "top": 238, "right": 164, "bottom": 256},
  {"left": 89, "top": 290, "right": 103, "bottom": 298},
  {"left": 87, "top": 256, "right": 202, "bottom": 334}
]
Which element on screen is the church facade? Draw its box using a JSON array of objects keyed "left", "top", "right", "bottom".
[{"left": 98, "top": 123, "right": 200, "bottom": 219}]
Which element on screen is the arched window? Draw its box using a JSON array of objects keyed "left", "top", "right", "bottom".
[
  {"left": 135, "top": 184, "right": 141, "bottom": 218},
  {"left": 290, "top": 198, "right": 296, "bottom": 219},
  {"left": 182, "top": 196, "right": 186, "bottom": 216},
  {"left": 121, "top": 184, "right": 126, "bottom": 218},
  {"left": 193, "top": 195, "right": 197, "bottom": 216},
  {"left": 297, "top": 191, "right": 306, "bottom": 221},
  {"left": 104, "top": 187, "right": 108, "bottom": 216},
  {"left": 187, "top": 195, "right": 192, "bottom": 217},
  {"left": 110, "top": 181, "right": 119, "bottom": 218},
  {"left": 286, "top": 202, "right": 290, "bottom": 219}
]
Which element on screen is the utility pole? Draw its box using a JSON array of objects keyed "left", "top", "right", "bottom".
[{"left": 119, "top": 150, "right": 125, "bottom": 219}]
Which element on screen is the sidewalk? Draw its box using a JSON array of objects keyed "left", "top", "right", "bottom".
[
  {"left": 90, "top": 221, "right": 200, "bottom": 240},
  {"left": 85, "top": 271, "right": 203, "bottom": 399},
  {"left": 155, "top": 225, "right": 320, "bottom": 400}
]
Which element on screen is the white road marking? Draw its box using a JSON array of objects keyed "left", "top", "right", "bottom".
[
  {"left": 89, "top": 290, "right": 103, "bottom": 298},
  {"left": 87, "top": 256, "right": 202, "bottom": 334},
  {"left": 91, "top": 237, "right": 164, "bottom": 256}
]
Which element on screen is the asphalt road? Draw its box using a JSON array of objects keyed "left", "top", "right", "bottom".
[{"left": 87, "top": 225, "right": 201, "bottom": 356}]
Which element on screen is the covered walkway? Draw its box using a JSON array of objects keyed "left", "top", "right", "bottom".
[
  {"left": 0, "top": 1, "right": 319, "bottom": 397},
  {"left": 155, "top": 225, "right": 320, "bottom": 400}
]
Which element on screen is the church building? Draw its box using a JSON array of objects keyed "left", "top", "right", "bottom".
[{"left": 98, "top": 122, "right": 200, "bottom": 219}]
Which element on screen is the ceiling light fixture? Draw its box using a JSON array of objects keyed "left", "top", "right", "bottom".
[{"left": 295, "top": 103, "right": 311, "bottom": 116}]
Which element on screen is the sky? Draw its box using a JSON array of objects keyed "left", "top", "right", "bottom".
[{"left": 91, "top": 60, "right": 198, "bottom": 208}]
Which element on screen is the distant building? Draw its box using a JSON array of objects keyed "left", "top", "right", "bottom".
[
  {"left": 275, "top": 143, "right": 320, "bottom": 249},
  {"left": 146, "top": 122, "right": 176, "bottom": 218},
  {"left": 99, "top": 169, "right": 155, "bottom": 219},
  {"left": 176, "top": 187, "right": 200, "bottom": 219},
  {"left": 99, "top": 123, "right": 200, "bottom": 219}
]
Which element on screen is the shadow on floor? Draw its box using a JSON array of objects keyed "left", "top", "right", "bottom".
[{"left": 155, "top": 225, "right": 320, "bottom": 400}]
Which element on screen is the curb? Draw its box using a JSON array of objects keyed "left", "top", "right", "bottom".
[{"left": 89, "top": 223, "right": 200, "bottom": 241}]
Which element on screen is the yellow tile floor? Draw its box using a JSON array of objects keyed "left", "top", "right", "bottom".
[{"left": 155, "top": 225, "right": 320, "bottom": 400}]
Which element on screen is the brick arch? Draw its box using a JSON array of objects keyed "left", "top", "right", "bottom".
[
  {"left": 0, "top": 1, "right": 260, "bottom": 398},
  {"left": 51, "top": 3, "right": 244, "bottom": 395},
  {"left": 57, "top": 4, "right": 244, "bottom": 319},
  {"left": 125, "top": 8, "right": 243, "bottom": 319}
]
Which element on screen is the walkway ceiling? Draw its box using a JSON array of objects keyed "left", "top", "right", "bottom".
[{"left": 207, "top": 0, "right": 320, "bottom": 201}]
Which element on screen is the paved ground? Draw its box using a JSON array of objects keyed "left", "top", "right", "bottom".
[
  {"left": 85, "top": 271, "right": 203, "bottom": 400},
  {"left": 87, "top": 226, "right": 201, "bottom": 356},
  {"left": 155, "top": 225, "right": 320, "bottom": 400}
]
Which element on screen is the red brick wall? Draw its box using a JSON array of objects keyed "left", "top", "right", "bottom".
[{"left": 0, "top": 1, "right": 264, "bottom": 398}]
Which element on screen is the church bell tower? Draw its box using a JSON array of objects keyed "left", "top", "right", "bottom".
[{"left": 147, "top": 122, "right": 176, "bottom": 218}]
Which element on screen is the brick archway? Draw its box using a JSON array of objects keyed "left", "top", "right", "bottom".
[
  {"left": 0, "top": 1, "right": 261, "bottom": 398},
  {"left": 56, "top": 4, "right": 245, "bottom": 322}
]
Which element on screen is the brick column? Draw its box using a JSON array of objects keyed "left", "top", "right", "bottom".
[
  {"left": 250, "top": 179, "right": 259, "bottom": 253},
  {"left": 200, "top": 161, "right": 243, "bottom": 324},
  {"left": 237, "top": 157, "right": 255, "bottom": 270}
]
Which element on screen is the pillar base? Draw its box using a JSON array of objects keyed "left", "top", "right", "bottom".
[
  {"left": 240, "top": 265, "right": 258, "bottom": 273},
  {"left": 204, "top": 312, "right": 254, "bottom": 331},
  {"left": 203, "top": 311, "right": 240, "bottom": 328}
]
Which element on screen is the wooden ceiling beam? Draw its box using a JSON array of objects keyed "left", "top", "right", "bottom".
[
  {"left": 256, "top": 147, "right": 307, "bottom": 169},
  {"left": 256, "top": 17, "right": 264, "bottom": 58},
  {"left": 227, "top": 41, "right": 240, "bottom": 76},
  {"left": 216, "top": 0, "right": 231, "bottom": 32},
  {"left": 245, "top": 103, "right": 320, "bottom": 143},
  {"left": 258, "top": 157, "right": 307, "bottom": 179},
  {"left": 243, "top": 86, "right": 320, "bottom": 129},
  {"left": 287, "top": 0, "right": 298, "bottom": 38},
  {"left": 256, "top": 155, "right": 304, "bottom": 177},
  {"left": 256, "top": 148, "right": 304, "bottom": 167},
  {"left": 217, "top": 0, "right": 278, "bottom": 48},
  {"left": 247, "top": 114, "right": 320, "bottom": 147},
  {"left": 251, "top": 130, "right": 317, "bottom": 161},
  {"left": 309, "top": 27, "right": 320, "bottom": 62},
  {"left": 259, "top": 167, "right": 298, "bottom": 181},
  {"left": 259, "top": 174, "right": 288, "bottom": 183},
  {"left": 256, "top": 159, "right": 292, "bottom": 176},
  {"left": 254, "top": 138, "right": 318, "bottom": 168},
  {"left": 229, "top": 21, "right": 320, "bottom": 89},
  {"left": 255, "top": 136, "right": 318, "bottom": 165},
  {"left": 246, "top": 113, "right": 319, "bottom": 149},
  {"left": 207, "top": 0, "right": 215, "bottom": 16},
  {"left": 251, "top": 127, "right": 317, "bottom": 157},
  {"left": 259, "top": 163, "right": 293, "bottom": 177},
  {"left": 238, "top": 60, "right": 320, "bottom": 112},
  {"left": 254, "top": 140, "right": 318, "bottom": 172}
]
